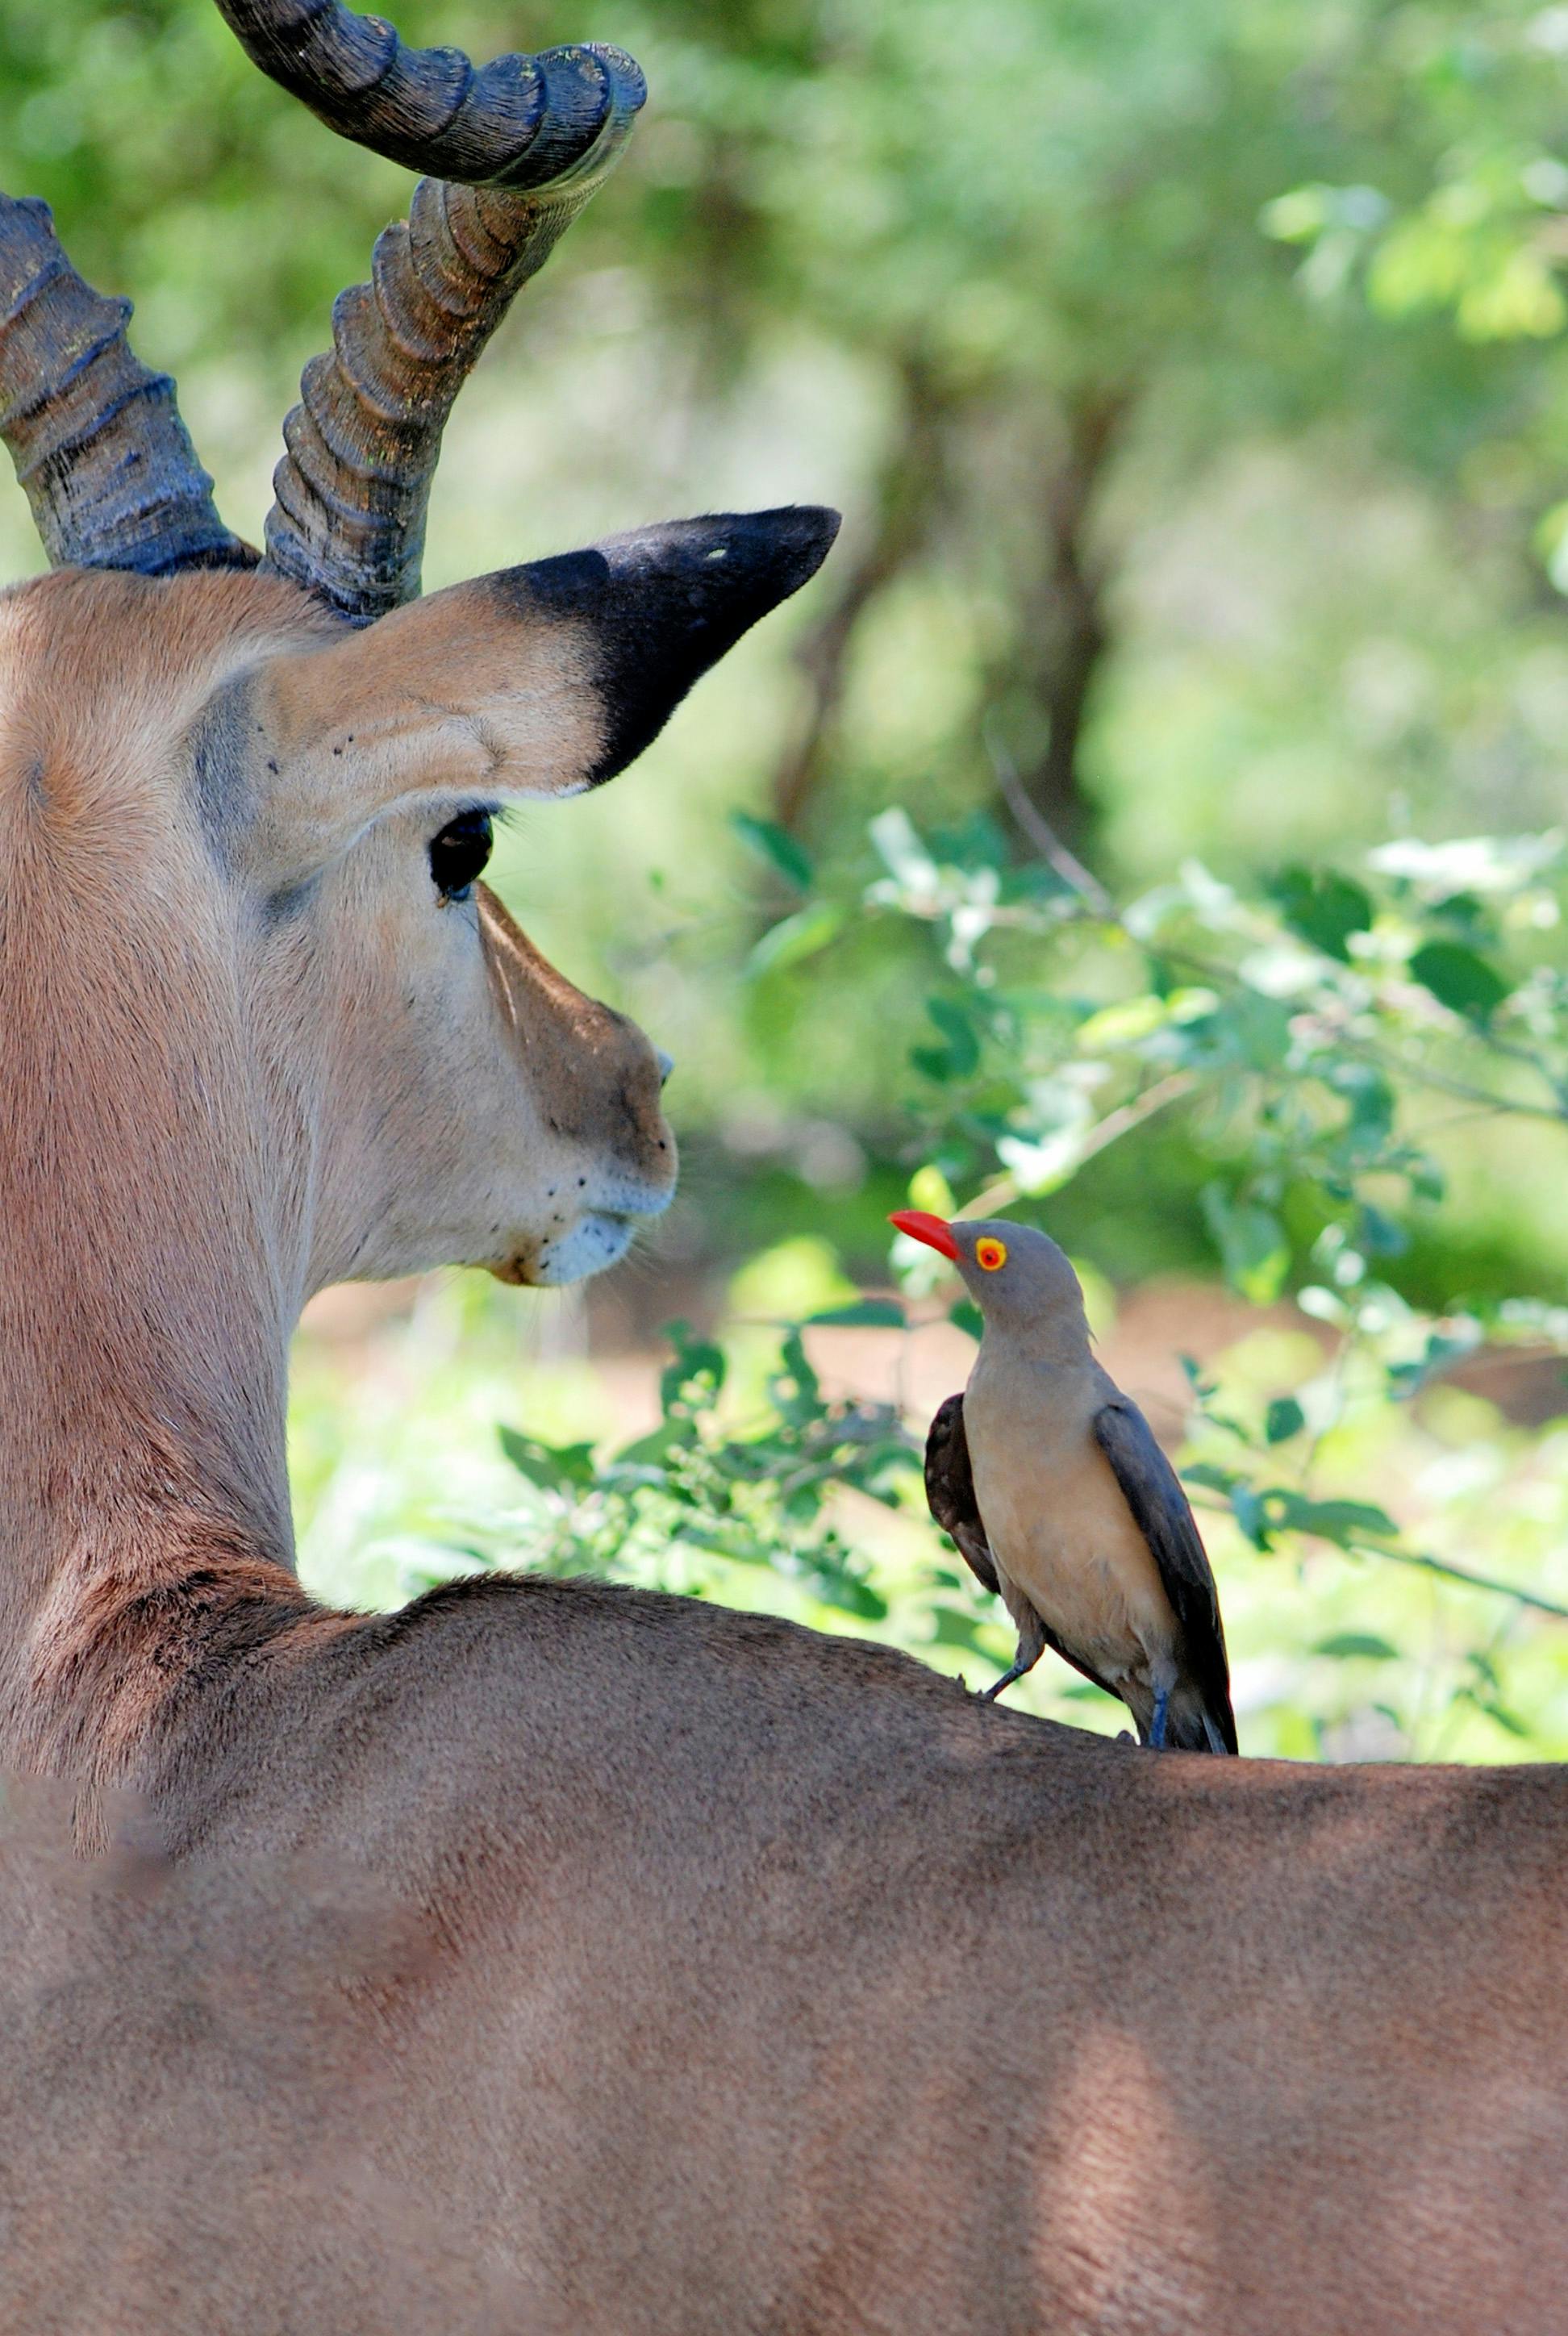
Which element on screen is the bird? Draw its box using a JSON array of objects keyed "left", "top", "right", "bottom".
[{"left": 891, "top": 1210, "right": 1236, "bottom": 1752}]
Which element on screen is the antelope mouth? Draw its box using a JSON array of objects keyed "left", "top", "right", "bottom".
[
  {"left": 537, "top": 1208, "right": 640, "bottom": 1285},
  {"left": 496, "top": 1180, "right": 672, "bottom": 1288}
]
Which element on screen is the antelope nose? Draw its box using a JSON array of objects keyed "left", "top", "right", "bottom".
[{"left": 656, "top": 1049, "right": 674, "bottom": 1087}]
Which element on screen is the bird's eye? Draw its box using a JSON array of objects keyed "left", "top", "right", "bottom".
[
  {"left": 976, "top": 1237, "right": 1008, "bottom": 1272},
  {"left": 428, "top": 808, "right": 494, "bottom": 902}
]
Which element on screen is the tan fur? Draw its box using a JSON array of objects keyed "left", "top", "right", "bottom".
[
  {"left": 0, "top": 563, "right": 673, "bottom": 1785},
  {"left": 254, "top": 577, "right": 610, "bottom": 880},
  {"left": 2, "top": 560, "right": 1567, "bottom": 2331}
]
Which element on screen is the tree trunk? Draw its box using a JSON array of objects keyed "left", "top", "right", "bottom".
[
  {"left": 1001, "top": 387, "right": 1131, "bottom": 848},
  {"left": 771, "top": 355, "right": 953, "bottom": 834}
]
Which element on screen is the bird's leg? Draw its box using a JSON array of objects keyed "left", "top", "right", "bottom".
[
  {"left": 979, "top": 1657, "right": 1033, "bottom": 1704},
  {"left": 1148, "top": 1684, "right": 1170, "bottom": 1749},
  {"left": 980, "top": 1632, "right": 1047, "bottom": 1704},
  {"left": 980, "top": 1612, "right": 1047, "bottom": 1704}
]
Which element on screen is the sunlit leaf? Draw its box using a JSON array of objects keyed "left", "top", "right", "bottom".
[
  {"left": 930, "top": 1607, "right": 995, "bottom": 1652},
  {"left": 497, "top": 1426, "right": 598, "bottom": 1494},
  {"left": 660, "top": 1320, "right": 727, "bottom": 1417},
  {"left": 748, "top": 903, "right": 843, "bottom": 978}
]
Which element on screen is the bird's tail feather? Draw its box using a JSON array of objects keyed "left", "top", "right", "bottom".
[{"left": 1160, "top": 1696, "right": 1236, "bottom": 1754}]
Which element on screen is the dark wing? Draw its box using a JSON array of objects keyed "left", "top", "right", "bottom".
[
  {"left": 1092, "top": 1397, "right": 1238, "bottom": 1754},
  {"left": 923, "top": 1394, "right": 999, "bottom": 1596}
]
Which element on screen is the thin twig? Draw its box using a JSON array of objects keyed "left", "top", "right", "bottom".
[
  {"left": 1183, "top": 1494, "right": 1568, "bottom": 1621},
  {"left": 985, "top": 720, "right": 1116, "bottom": 916},
  {"left": 1353, "top": 1041, "right": 1568, "bottom": 1125},
  {"left": 1354, "top": 1542, "right": 1568, "bottom": 1621},
  {"left": 958, "top": 1070, "right": 1198, "bottom": 1219}
]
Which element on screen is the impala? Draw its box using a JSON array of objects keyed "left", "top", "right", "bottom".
[{"left": 0, "top": 5, "right": 1563, "bottom": 2330}]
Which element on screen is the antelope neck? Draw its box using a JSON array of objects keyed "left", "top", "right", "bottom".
[{"left": 0, "top": 953, "right": 305, "bottom": 1770}]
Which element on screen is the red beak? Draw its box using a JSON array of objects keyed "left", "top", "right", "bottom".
[{"left": 889, "top": 1209, "right": 961, "bottom": 1261}]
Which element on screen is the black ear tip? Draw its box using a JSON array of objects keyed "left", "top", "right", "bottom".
[
  {"left": 522, "top": 504, "right": 846, "bottom": 789},
  {"left": 760, "top": 502, "right": 842, "bottom": 552},
  {"left": 762, "top": 503, "right": 841, "bottom": 586},
  {"left": 669, "top": 504, "right": 840, "bottom": 598}
]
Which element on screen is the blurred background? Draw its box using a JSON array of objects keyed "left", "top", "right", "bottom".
[{"left": 6, "top": 0, "right": 1566, "bottom": 1755}]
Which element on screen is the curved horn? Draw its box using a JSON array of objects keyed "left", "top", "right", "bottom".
[
  {"left": 213, "top": 0, "right": 638, "bottom": 192},
  {"left": 0, "top": 196, "right": 250, "bottom": 576},
  {"left": 215, "top": 1, "right": 645, "bottom": 625}
]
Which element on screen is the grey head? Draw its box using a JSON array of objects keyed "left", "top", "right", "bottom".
[{"left": 889, "top": 1212, "right": 1090, "bottom": 1354}]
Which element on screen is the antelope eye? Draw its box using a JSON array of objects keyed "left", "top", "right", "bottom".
[
  {"left": 976, "top": 1237, "right": 1008, "bottom": 1272},
  {"left": 428, "top": 808, "right": 494, "bottom": 902}
]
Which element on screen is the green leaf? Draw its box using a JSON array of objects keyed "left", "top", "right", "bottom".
[
  {"left": 1357, "top": 1203, "right": 1408, "bottom": 1258},
  {"left": 806, "top": 1298, "right": 907, "bottom": 1329},
  {"left": 660, "top": 1321, "right": 727, "bottom": 1417},
  {"left": 1181, "top": 1461, "right": 1240, "bottom": 1494},
  {"left": 929, "top": 1606, "right": 995, "bottom": 1653},
  {"left": 925, "top": 995, "right": 981, "bottom": 1076},
  {"left": 1269, "top": 1493, "right": 1399, "bottom": 1546},
  {"left": 949, "top": 1298, "right": 984, "bottom": 1342},
  {"left": 1315, "top": 1633, "right": 1399, "bottom": 1661},
  {"left": 1231, "top": 1484, "right": 1270, "bottom": 1549},
  {"left": 1228, "top": 991, "right": 1295, "bottom": 1071},
  {"left": 770, "top": 1329, "right": 823, "bottom": 1424},
  {"left": 1264, "top": 1396, "right": 1306, "bottom": 1445},
  {"left": 1272, "top": 866, "right": 1374, "bottom": 962},
  {"left": 731, "top": 810, "right": 814, "bottom": 891},
  {"left": 1330, "top": 1063, "right": 1395, "bottom": 1149},
  {"left": 798, "top": 1562, "right": 887, "bottom": 1620},
  {"left": 747, "top": 903, "right": 843, "bottom": 978},
  {"left": 1076, "top": 994, "right": 1167, "bottom": 1049},
  {"left": 497, "top": 1425, "right": 598, "bottom": 1493},
  {"left": 611, "top": 1420, "right": 690, "bottom": 1470},
  {"left": 1407, "top": 940, "right": 1510, "bottom": 1022},
  {"left": 1201, "top": 1184, "right": 1290, "bottom": 1304}
]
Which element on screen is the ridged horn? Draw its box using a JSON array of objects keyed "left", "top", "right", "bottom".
[
  {"left": 0, "top": 194, "right": 250, "bottom": 576},
  {"left": 213, "top": 1, "right": 645, "bottom": 625}
]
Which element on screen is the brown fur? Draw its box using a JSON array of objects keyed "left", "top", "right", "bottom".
[{"left": 2, "top": 561, "right": 1567, "bottom": 2332}]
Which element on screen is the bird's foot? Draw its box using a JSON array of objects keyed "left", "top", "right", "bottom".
[
  {"left": 1147, "top": 1686, "right": 1170, "bottom": 1749},
  {"left": 979, "top": 1658, "right": 1032, "bottom": 1704}
]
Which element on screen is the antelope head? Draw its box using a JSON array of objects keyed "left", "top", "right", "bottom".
[
  {"left": 0, "top": 2, "right": 837, "bottom": 1598},
  {"left": 0, "top": 1, "right": 838, "bottom": 1324}
]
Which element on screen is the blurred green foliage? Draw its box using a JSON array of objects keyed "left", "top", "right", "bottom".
[
  {"left": 6, "top": 0, "right": 1568, "bottom": 1755},
  {"left": 405, "top": 815, "right": 1567, "bottom": 1755}
]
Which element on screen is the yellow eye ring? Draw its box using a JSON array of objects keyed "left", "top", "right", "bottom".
[{"left": 975, "top": 1237, "right": 1008, "bottom": 1272}]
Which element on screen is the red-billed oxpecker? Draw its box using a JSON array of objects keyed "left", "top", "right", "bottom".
[{"left": 891, "top": 1212, "right": 1237, "bottom": 1752}]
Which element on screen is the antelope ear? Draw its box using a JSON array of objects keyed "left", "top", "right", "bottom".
[{"left": 249, "top": 507, "right": 840, "bottom": 878}]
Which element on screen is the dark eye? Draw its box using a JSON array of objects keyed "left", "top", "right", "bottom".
[{"left": 428, "top": 808, "right": 494, "bottom": 903}]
